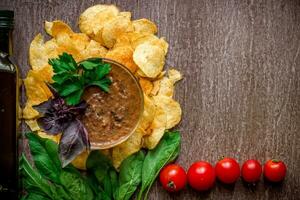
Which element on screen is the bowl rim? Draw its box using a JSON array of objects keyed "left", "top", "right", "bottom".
[{"left": 79, "top": 57, "right": 144, "bottom": 149}]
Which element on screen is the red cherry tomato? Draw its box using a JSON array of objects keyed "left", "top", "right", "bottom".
[
  {"left": 264, "top": 159, "right": 287, "bottom": 182},
  {"left": 159, "top": 164, "right": 187, "bottom": 192},
  {"left": 187, "top": 161, "right": 215, "bottom": 191},
  {"left": 215, "top": 157, "right": 240, "bottom": 184},
  {"left": 241, "top": 159, "right": 262, "bottom": 183}
]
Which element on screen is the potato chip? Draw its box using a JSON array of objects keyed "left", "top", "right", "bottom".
[
  {"left": 139, "top": 78, "right": 153, "bottom": 95},
  {"left": 23, "top": 104, "right": 39, "bottom": 119},
  {"left": 153, "top": 95, "right": 182, "bottom": 129},
  {"left": 25, "top": 119, "right": 40, "bottom": 131},
  {"left": 133, "top": 43, "right": 165, "bottom": 78},
  {"left": 81, "top": 40, "right": 107, "bottom": 60},
  {"left": 24, "top": 69, "right": 53, "bottom": 105},
  {"left": 112, "top": 129, "right": 143, "bottom": 169},
  {"left": 105, "top": 46, "right": 137, "bottom": 73},
  {"left": 102, "top": 15, "right": 134, "bottom": 48},
  {"left": 133, "top": 18, "right": 157, "bottom": 34},
  {"left": 119, "top": 12, "right": 131, "bottom": 19},
  {"left": 37, "top": 131, "right": 61, "bottom": 143},
  {"left": 168, "top": 69, "right": 183, "bottom": 83},
  {"left": 143, "top": 106, "right": 167, "bottom": 149},
  {"left": 79, "top": 4, "right": 119, "bottom": 37},
  {"left": 45, "top": 20, "right": 73, "bottom": 37},
  {"left": 72, "top": 150, "right": 90, "bottom": 170},
  {"left": 156, "top": 77, "right": 174, "bottom": 97},
  {"left": 138, "top": 94, "right": 156, "bottom": 133},
  {"left": 29, "top": 34, "right": 50, "bottom": 70}
]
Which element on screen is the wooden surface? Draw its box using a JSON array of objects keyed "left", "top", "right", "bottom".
[{"left": 1, "top": 0, "right": 300, "bottom": 199}]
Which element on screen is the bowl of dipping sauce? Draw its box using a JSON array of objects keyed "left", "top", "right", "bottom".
[{"left": 81, "top": 58, "right": 144, "bottom": 149}]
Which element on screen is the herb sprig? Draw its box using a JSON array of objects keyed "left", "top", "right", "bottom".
[{"left": 49, "top": 53, "right": 112, "bottom": 105}]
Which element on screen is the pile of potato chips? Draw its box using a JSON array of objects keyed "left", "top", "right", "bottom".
[{"left": 23, "top": 4, "right": 182, "bottom": 169}]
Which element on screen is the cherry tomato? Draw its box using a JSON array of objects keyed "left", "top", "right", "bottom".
[
  {"left": 187, "top": 161, "right": 215, "bottom": 191},
  {"left": 215, "top": 157, "right": 240, "bottom": 184},
  {"left": 241, "top": 159, "right": 262, "bottom": 183},
  {"left": 159, "top": 164, "right": 187, "bottom": 192},
  {"left": 264, "top": 159, "right": 287, "bottom": 182}
]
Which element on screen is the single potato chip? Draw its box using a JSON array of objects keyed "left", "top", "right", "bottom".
[
  {"left": 105, "top": 46, "right": 137, "bottom": 73},
  {"left": 79, "top": 4, "right": 119, "bottom": 37},
  {"left": 153, "top": 95, "right": 182, "bottom": 129},
  {"left": 133, "top": 18, "right": 157, "bottom": 34},
  {"left": 168, "top": 69, "right": 183, "bottom": 83},
  {"left": 143, "top": 106, "right": 167, "bottom": 149},
  {"left": 81, "top": 40, "right": 108, "bottom": 60},
  {"left": 138, "top": 94, "right": 156, "bottom": 133},
  {"left": 72, "top": 151, "right": 90, "bottom": 170},
  {"left": 37, "top": 131, "right": 61, "bottom": 144},
  {"left": 133, "top": 43, "right": 165, "bottom": 78},
  {"left": 25, "top": 119, "right": 40, "bottom": 131},
  {"left": 112, "top": 129, "right": 143, "bottom": 169},
  {"left": 102, "top": 15, "right": 134, "bottom": 48},
  {"left": 45, "top": 20, "right": 73, "bottom": 37},
  {"left": 23, "top": 103, "right": 39, "bottom": 119},
  {"left": 139, "top": 78, "right": 153, "bottom": 95}
]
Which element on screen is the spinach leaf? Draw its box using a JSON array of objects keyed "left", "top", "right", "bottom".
[
  {"left": 116, "top": 151, "right": 145, "bottom": 200},
  {"left": 86, "top": 150, "right": 113, "bottom": 184},
  {"left": 26, "top": 132, "right": 61, "bottom": 184},
  {"left": 20, "top": 154, "right": 55, "bottom": 199},
  {"left": 137, "top": 131, "right": 181, "bottom": 200},
  {"left": 59, "top": 168, "right": 94, "bottom": 200}
]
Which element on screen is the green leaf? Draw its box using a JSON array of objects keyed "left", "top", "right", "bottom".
[
  {"left": 116, "top": 151, "right": 145, "bottom": 200},
  {"left": 60, "top": 82, "right": 82, "bottom": 97},
  {"left": 79, "top": 58, "right": 102, "bottom": 70},
  {"left": 137, "top": 131, "right": 181, "bottom": 200},
  {"left": 95, "top": 64, "right": 111, "bottom": 79},
  {"left": 65, "top": 88, "right": 84, "bottom": 105},
  {"left": 59, "top": 168, "right": 94, "bottom": 200},
  {"left": 88, "top": 78, "right": 112, "bottom": 93},
  {"left": 86, "top": 151, "right": 113, "bottom": 184},
  {"left": 22, "top": 192, "right": 51, "bottom": 200},
  {"left": 26, "top": 132, "right": 61, "bottom": 184},
  {"left": 19, "top": 154, "right": 55, "bottom": 199}
]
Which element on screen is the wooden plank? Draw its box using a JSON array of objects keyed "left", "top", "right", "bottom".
[{"left": 0, "top": 0, "right": 299, "bottom": 199}]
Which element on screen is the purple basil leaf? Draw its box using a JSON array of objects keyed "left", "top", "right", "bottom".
[
  {"left": 46, "top": 82, "right": 60, "bottom": 98},
  {"left": 37, "top": 115, "right": 70, "bottom": 135},
  {"left": 66, "top": 101, "right": 87, "bottom": 116},
  {"left": 59, "top": 119, "right": 90, "bottom": 167}
]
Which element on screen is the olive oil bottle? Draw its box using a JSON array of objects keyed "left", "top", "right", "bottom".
[{"left": 0, "top": 10, "right": 19, "bottom": 199}]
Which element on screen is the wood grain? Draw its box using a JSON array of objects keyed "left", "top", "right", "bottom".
[{"left": 1, "top": 0, "right": 299, "bottom": 199}]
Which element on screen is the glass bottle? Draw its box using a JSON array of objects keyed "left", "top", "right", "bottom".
[{"left": 0, "top": 10, "right": 19, "bottom": 200}]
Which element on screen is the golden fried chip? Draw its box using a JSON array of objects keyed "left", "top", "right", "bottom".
[
  {"left": 157, "top": 77, "right": 174, "bottom": 97},
  {"left": 72, "top": 151, "right": 90, "bottom": 170},
  {"left": 138, "top": 94, "right": 156, "bottom": 132},
  {"left": 29, "top": 34, "right": 50, "bottom": 70},
  {"left": 25, "top": 119, "right": 40, "bottom": 131},
  {"left": 168, "top": 69, "right": 182, "bottom": 83},
  {"left": 153, "top": 95, "right": 182, "bottom": 129},
  {"left": 102, "top": 15, "right": 134, "bottom": 48},
  {"left": 112, "top": 129, "right": 143, "bottom": 169},
  {"left": 133, "top": 43, "right": 165, "bottom": 78},
  {"left": 139, "top": 78, "right": 153, "bottom": 95},
  {"left": 143, "top": 106, "right": 167, "bottom": 149},
  {"left": 24, "top": 69, "right": 53, "bottom": 105},
  {"left": 37, "top": 131, "right": 61, "bottom": 143},
  {"left": 119, "top": 12, "right": 131, "bottom": 19},
  {"left": 45, "top": 20, "right": 73, "bottom": 37},
  {"left": 105, "top": 46, "right": 137, "bottom": 73},
  {"left": 79, "top": 4, "right": 119, "bottom": 37},
  {"left": 81, "top": 40, "right": 108, "bottom": 60},
  {"left": 23, "top": 104, "right": 39, "bottom": 119},
  {"left": 133, "top": 18, "right": 157, "bottom": 34}
]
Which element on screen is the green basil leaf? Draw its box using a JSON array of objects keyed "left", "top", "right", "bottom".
[
  {"left": 137, "top": 131, "right": 181, "bottom": 200},
  {"left": 65, "top": 88, "right": 84, "bottom": 105},
  {"left": 26, "top": 132, "right": 61, "bottom": 184},
  {"left": 79, "top": 58, "right": 102, "bottom": 70},
  {"left": 59, "top": 168, "right": 94, "bottom": 200},
  {"left": 116, "top": 151, "right": 145, "bottom": 200},
  {"left": 60, "top": 82, "right": 82, "bottom": 97},
  {"left": 88, "top": 78, "right": 112, "bottom": 93},
  {"left": 95, "top": 64, "right": 111, "bottom": 79}
]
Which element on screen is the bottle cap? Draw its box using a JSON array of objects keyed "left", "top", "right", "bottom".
[{"left": 0, "top": 10, "right": 14, "bottom": 29}]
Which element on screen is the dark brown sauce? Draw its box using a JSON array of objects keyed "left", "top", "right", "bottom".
[{"left": 82, "top": 60, "right": 143, "bottom": 149}]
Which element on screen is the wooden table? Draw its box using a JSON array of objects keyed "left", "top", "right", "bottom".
[{"left": 1, "top": 0, "right": 299, "bottom": 199}]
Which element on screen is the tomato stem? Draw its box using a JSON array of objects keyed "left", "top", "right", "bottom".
[
  {"left": 272, "top": 159, "right": 280, "bottom": 163},
  {"left": 167, "top": 181, "right": 176, "bottom": 189}
]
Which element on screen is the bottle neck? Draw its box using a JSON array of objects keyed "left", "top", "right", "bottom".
[{"left": 0, "top": 29, "right": 12, "bottom": 56}]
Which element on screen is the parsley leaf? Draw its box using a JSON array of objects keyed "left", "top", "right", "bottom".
[{"left": 49, "top": 53, "right": 112, "bottom": 105}]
